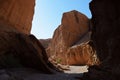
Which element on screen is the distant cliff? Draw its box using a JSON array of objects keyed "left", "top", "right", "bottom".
[{"left": 47, "top": 10, "right": 98, "bottom": 65}]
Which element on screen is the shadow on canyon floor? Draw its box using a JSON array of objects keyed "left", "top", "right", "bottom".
[{"left": 0, "top": 66, "right": 88, "bottom": 80}]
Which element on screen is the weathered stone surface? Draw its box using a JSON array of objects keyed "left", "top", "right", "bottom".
[
  {"left": 66, "top": 41, "right": 98, "bottom": 66},
  {"left": 0, "top": 25, "right": 55, "bottom": 74},
  {"left": 48, "top": 10, "right": 96, "bottom": 65},
  {"left": 82, "top": 0, "right": 120, "bottom": 80},
  {"left": 0, "top": 0, "right": 35, "bottom": 34},
  {"left": 0, "top": 0, "right": 60, "bottom": 75}
]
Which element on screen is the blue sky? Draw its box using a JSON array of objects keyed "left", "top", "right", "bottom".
[{"left": 31, "top": 0, "right": 92, "bottom": 39}]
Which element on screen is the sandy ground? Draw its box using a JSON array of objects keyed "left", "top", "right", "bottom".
[
  {"left": 0, "top": 66, "right": 88, "bottom": 80},
  {"left": 64, "top": 65, "right": 88, "bottom": 73}
]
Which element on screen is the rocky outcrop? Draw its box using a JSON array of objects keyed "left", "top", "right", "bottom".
[
  {"left": 39, "top": 38, "right": 51, "bottom": 49},
  {"left": 48, "top": 10, "right": 97, "bottom": 65},
  {"left": 0, "top": 0, "right": 35, "bottom": 34},
  {"left": 0, "top": 24, "right": 56, "bottom": 74},
  {"left": 82, "top": 0, "right": 120, "bottom": 80},
  {"left": 66, "top": 41, "right": 98, "bottom": 66}
]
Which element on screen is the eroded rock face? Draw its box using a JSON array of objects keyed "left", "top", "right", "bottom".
[
  {"left": 0, "top": 24, "right": 55, "bottom": 74},
  {"left": 0, "top": 0, "right": 59, "bottom": 74},
  {"left": 66, "top": 41, "right": 99, "bottom": 66},
  {"left": 48, "top": 10, "right": 97, "bottom": 65},
  {"left": 82, "top": 0, "right": 120, "bottom": 80},
  {"left": 0, "top": 0, "right": 35, "bottom": 34}
]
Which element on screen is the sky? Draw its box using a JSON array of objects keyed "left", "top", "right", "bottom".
[{"left": 31, "top": 0, "right": 92, "bottom": 39}]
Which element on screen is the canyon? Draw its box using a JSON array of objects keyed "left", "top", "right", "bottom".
[
  {"left": 0, "top": 0, "right": 120, "bottom": 80},
  {"left": 0, "top": 0, "right": 56, "bottom": 74}
]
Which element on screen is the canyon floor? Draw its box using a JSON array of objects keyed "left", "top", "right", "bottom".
[{"left": 0, "top": 65, "right": 88, "bottom": 80}]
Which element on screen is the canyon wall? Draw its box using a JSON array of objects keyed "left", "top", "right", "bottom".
[
  {"left": 0, "top": 0, "right": 57, "bottom": 74},
  {"left": 82, "top": 0, "right": 120, "bottom": 80},
  {"left": 0, "top": 0, "right": 35, "bottom": 34},
  {"left": 48, "top": 10, "right": 98, "bottom": 65}
]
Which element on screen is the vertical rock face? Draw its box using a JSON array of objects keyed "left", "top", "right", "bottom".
[
  {"left": 48, "top": 10, "right": 97, "bottom": 65},
  {"left": 0, "top": 0, "right": 57, "bottom": 74},
  {"left": 82, "top": 0, "right": 120, "bottom": 80},
  {"left": 60, "top": 10, "right": 89, "bottom": 48},
  {"left": 0, "top": 0, "right": 35, "bottom": 34},
  {"left": 50, "top": 10, "right": 89, "bottom": 58}
]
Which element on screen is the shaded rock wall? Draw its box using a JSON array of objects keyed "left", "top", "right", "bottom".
[
  {"left": 0, "top": 0, "right": 35, "bottom": 34},
  {"left": 0, "top": 25, "right": 54, "bottom": 73},
  {"left": 82, "top": 0, "right": 120, "bottom": 80},
  {"left": 0, "top": 0, "right": 58, "bottom": 74}
]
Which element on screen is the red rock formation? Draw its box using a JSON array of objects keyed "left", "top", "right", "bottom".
[
  {"left": 0, "top": 0, "right": 35, "bottom": 34},
  {"left": 0, "top": 0, "right": 58, "bottom": 73},
  {"left": 48, "top": 10, "right": 97, "bottom": 65},
  {"left": 82, "top": 0, "right": 120, "bottom": 80},
  {"left": 66, "top": 41, "right": 99, "bottom": 66}
]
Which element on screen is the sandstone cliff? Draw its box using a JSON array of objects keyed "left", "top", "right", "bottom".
[
  {"left": 82, "top": 0, "right": 120, "bottom": 80},
  {"left": 0, "top": 0, "right": 58, "bottom": 74},
  {"left": 48, "top": 10, "right": 98, "bottom": 65},
  {"left": 0, "top": 0, "right": 35, "bottom": 34}
]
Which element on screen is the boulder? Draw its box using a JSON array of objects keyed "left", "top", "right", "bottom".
[{"left": 0, "top": 0, "right": 35, "bottom": 34}]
